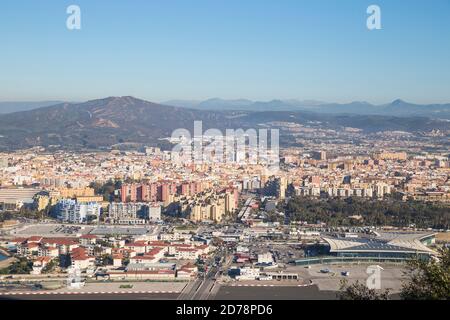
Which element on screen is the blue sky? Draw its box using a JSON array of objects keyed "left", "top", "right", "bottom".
[{"left": 1, "top": 0, "right": 449, "bottom": 104}]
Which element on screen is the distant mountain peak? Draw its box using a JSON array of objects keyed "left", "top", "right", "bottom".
[
  {"left": 391, "top": 99, "right": 407, "bottom": 105},
  {"left": 109, "top": 96, "right": 142, "bottom": 103},
  {"left": 86, "top": 96, "right": 161, "bottom": 109}
]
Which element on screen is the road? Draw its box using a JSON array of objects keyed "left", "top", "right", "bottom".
[
  {"left": 178, "top": 245, "right": 232, "bottom": 300},
  {"left": 177, "top": 263, "right": 219, "bottom": 300},
  {"left": 192, "top": 267, "right": 220, "bottom": 300},
  {"left": 177, "top": 278, "right": 203, "bottom": 300}
]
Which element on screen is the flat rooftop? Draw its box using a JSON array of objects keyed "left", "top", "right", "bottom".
[{"left": 322, "top": 232, "right": 436, "bottom": 255}]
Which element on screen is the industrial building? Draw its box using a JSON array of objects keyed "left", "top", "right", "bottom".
[{"left": 322, "top": 232, "right": 437, "bottom": 261}]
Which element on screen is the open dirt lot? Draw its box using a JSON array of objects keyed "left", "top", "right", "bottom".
[{"left": 436, "top": 232, "right": 450, "bottom": 242}]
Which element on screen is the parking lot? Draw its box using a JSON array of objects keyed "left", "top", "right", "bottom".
[
  {"left": 9, "top": 224, "right": 94, "bottom": 237},
  {"left": 245, "top": 241, "right": 305, "bottom": 264}
]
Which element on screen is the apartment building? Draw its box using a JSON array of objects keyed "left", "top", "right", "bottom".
[{"left": 56, "top": 199, "right": 101, "bottom": 224}]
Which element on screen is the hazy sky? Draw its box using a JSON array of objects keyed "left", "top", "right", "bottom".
[{"left": 1, "top": 0, "right": 450, "bottom": 104}]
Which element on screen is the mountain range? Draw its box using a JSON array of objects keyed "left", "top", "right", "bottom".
[
  {"left": 2, "top": 98, "right": 450, "bottom": 119},
  {"left": 164, "top": 98, "right": 450, "bottom": 119},
  {"left": 0, "top": 97, "right": 230, "bottom": 150},
  {"left": 0, "top": 96, "right": 448, "bottom": 151}
]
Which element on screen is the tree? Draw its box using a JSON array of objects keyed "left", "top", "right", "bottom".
[
  {"left": 283, "top": 196, "right": 450, "bottom": 229},
  {"left": 401, "top": 248, "right": 450, "bottom": 300},
  {"left": 89, "top": 179, "right": 122, "bottom": 202},
  {"left": 339, "top": 279, "right": 390, "bottom": 300},
  {"left": 0, "top": 211, "right": 14, "bottom": 222},
  {"left": 42, "top": 257, "right": 60, "bottom": 274},
  {"left": 101, "top": 254, "right": 113, "bottom": 266},
  {"left": 0, "top": 257, "right": 33, "bottom": 274}
]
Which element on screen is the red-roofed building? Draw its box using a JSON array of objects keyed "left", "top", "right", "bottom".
[
  {"left": 175, "top": 247, "right": 199, "bottom": 260},
  {"left": 124, "top": 241, "right": 147, "bottom": 254},
  {"left": 147, "top": 241, "right": 169, "bottom": 248},
  {"left": 130, "top": 255, "right": 159, "bottom": 264},
  {"left": 167, "top": 243, "right": 192, "bottom": 255},
  {"left": 79, "top": 234, "right": 97, "bottom": 246},
  {"left": 146, "top": 247, "right": 166, "bottom": 259},
  {"left": 128, "top": 247, "right": 167, "bottom": 264},
  {"left": 112, "top": 254, "right": 123, "bottom": 267},
  {"left": 112, "top": 248, "right": 137, "bottom": 258},
  {"left": 70, "top": 247, "right": 95, "bottom": 270},
  {"left": 42, "top": 238, "right": 79, "bottom": 255},
  {"left": 17, "top": 242, "right": 40, "bottom": 257},
  {"left": 38, "top": 245, "right": 59, "bottom": 258},
  {"left": 27, "top": 236, "right": 43, "bottom": 243},
  {"left": 177, "top": 262, "right": 198, "bottom": 279},
  {"left": 31, "top": 256, "right": 54, "bottom": 275}
]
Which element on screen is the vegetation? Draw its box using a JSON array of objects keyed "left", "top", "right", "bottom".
[
  {"left": 96, "top": 239, "right": 113, "bottom": 248},
  {"left": 0, "top": 211, "right": 14, "bottom": 222},
  {"left": 401, "top": 247, "right": 450, "bottom": 300},
  {"left": 339, "top": 279, "right": 390, "bottom": 300},
  {"left": 284, "top": 196, "right": 450, "bottom": 229},
  {"left": 89, "top": 179, "right": 122, "bottom": 202},
  {"left": 0, "top": 257, "right": 33, "bottom": 274},
  {"left": 265, "top": 209, "right": 284, "bottom": 224},
  {"left": 41, "top": 257, "right": 60, "bottom": 274},
  {"left": 195, "top": 257, "right": 206, "bottom": 272},
  {"left": 97, "top": 254, "right": 113, "bottom": 266},
  {"left": 0, "top": 206, "right": 50, "bottom": 222},
  {"left": 4, "top": 96, "right": 448, "bottom": 150}
]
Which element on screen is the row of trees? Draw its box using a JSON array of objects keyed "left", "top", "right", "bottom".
[
  {"left": 284, "top": 196, "right": 450, "bottom": 229},
  {"left": 0, "top": 206, "right": 48, "bottom": 222},
  {"left": 89, "top": 179, "right": 123, "bottom": 202}
]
